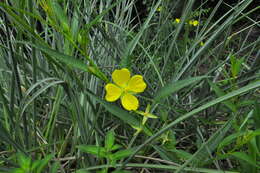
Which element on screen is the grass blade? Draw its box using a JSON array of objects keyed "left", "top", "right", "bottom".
[{"left": 154, "top": 76, "right": 206, "bottom": 102}]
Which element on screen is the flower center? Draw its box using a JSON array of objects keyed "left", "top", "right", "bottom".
[{"left": 119, "top": 82, "right": 131, "bottom": 93}]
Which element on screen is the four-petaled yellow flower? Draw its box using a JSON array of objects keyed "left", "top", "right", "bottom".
[{"left": 105, "top": 68, "right": 147, "bottom": 111}]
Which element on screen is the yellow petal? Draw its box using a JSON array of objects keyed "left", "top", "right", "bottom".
[
  {"left": 121, "top": 93, "right": 139, "bottom": 111},
  {"left": 193, "top": 20, "right": 199, "bottom": 26},
  {"left": 105, "top": 83, "right": 122, "bottom": 102},
  {"left": 175, "top": 18, "right": 180, "bottom": 23},
  {"left": 112, "top": 68, "right": 130, "bottom": 87},
  {"left": 126, "top": 75, "right": 147, "bottom": 93}
]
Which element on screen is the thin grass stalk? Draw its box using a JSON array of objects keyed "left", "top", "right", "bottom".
[
  {"left": 28, "top": 0, "right": 37, "bottom": 149},
  {"left": 6, "top": 27, "right": 17, "bottom": 134},
  {"left": 161, "top": 0, "right": 196, "bottom": 78},
  {"left": 81, "top": 163, "right": 239, "bottom": 173},
  {"left": 6, "top": 16, "right": 28, "bottom": 149}
]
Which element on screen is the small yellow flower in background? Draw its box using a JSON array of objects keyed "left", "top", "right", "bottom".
[
  {"left": 189, "top": 20, "right": 199, "bottom": 26},
  {"left": 192, "top": 20, "right": 199, "bottom": 26},
  {"left": 175, "top": 18, "right": 180, "bottom": 23},
  {"left": 105, "top": 68, "right": 147, "bottom": 111},
  {"left": 200, "top": 41, "right": 204, "bottom": 46},
  {"left": 157, "top": 6, "right": 163, "bottom": 12},
  {"left": 135, "top": 104, "right": 158, "bottom": 125}
]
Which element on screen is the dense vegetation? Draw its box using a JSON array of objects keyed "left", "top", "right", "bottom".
[{"left": 0, "top": 0, "right": 259, "bottom": 172}]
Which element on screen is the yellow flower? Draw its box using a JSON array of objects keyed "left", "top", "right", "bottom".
[
  {"left": 157, "top": 6, "right": 162, "bottom": 12},
  {"left": 105, "top": 68, "right": 147, "bottom": 111},
  {"left": 200, "top": 41, "right": 204, "bottom": 46},
  {"left": 192, "top": 20, "right": 199, "bottom": 26},
  {"left": 175, "top": 18, "right": 180, "bottom": 23},
  {"left": 135, "top": 104, "right": 158, "bottom": 125},
  {"left": 189, "top": 20, "right": 199, "bottom": 26}
]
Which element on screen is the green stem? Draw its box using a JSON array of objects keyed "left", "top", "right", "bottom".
[
  {"left": 79, "top": 163, "right": 239, "bottom": 173},
  {"left": 28, "top": 0, "right": 37, "bottom": 148}
]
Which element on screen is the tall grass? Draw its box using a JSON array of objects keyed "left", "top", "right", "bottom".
[{"left": 0, "top": 0, "right": 259, "bottom": 172}]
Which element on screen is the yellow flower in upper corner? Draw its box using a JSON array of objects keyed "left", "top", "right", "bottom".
[
  {"left": 175, "top": 18, "right": 180, "bottom": 23},
  {"left": 105, "top": 68, "right": 147, "bottom": 111}
]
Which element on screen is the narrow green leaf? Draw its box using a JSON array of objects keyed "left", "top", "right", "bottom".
[
  {"left": 19, "top": 42, "right": 109, "bottom": 82},
  {"left": 36, "top": 154, "right": 54, "bottom": 173},
  {"left": 253, "top": 103, "right": 260, "bottom": 151},
  {"left": 0, "top": 123, "right": 25, "bottom": 153},
  {"left": 85, "top": 0, "right": 124, "bottom": 30},
  {"left": 51, "top": 1, "right": 69, "bottom": 32},
  {"left": 208, "top": 80, "right": 237, "bottom": 112},
  {"left": 44, "top": 86, "right": 63, "bottom": 140},
  {"left": 50, "top": 162, "right": 60, "bottom": 173},
  {"left": 112, "top": 170, "right": 131, "bottom": 173},
  {"left": 121, "top": 0, "right": 163, "bottom": 66},
  {"left": 154, "top": 76, "right": 206, "bottom": 102},
  {"left": 19, "top": 78, "right": 64, "bottom": 117},
  {"left": 230, "top": 152, "right": 260, "bottom": 168},
  {"left": 26, "top": 43, "right": 88, "bottom": 71},
  {"left": 217, "top": 131, "right": 246, "bottom": 152},
  {"left": 17, "top": 153, "right": 31, "bottom": 170},
  {"left": 230, "top": 55, "right": 244, "bottom": 78},
  {"left": 173, "top": 149, "right": 193, "bottom": 161},
  {"left": 154, "top": 145, "right": 174, "bottom": 161},
  {"left": 77, "top": 145, "right": 107, "bottom": 158},
  {"left": 112, "top": 148, "right": 134, "bottom": 161},
  {"left": 111, "top": 144, "right": 122, "bottom": 151},
  {"left": 105, "top": 130, "right": 115, "bottom": 150},
  {"left": 218, "top": 129, "right": 260, "bottom": 153}
]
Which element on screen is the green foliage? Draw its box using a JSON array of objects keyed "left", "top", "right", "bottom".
[
  {"left": 8, "top": 153, "right": 56, "bottom": 173},
  {"left": 77, "top": 130, "right": 134, "bottom": 172},
  {"left": 154, "top": 76, "right": 206, "bottom": 102},
  {"left": 0, "top": 0, "right": 259, "bottom": 172}
]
